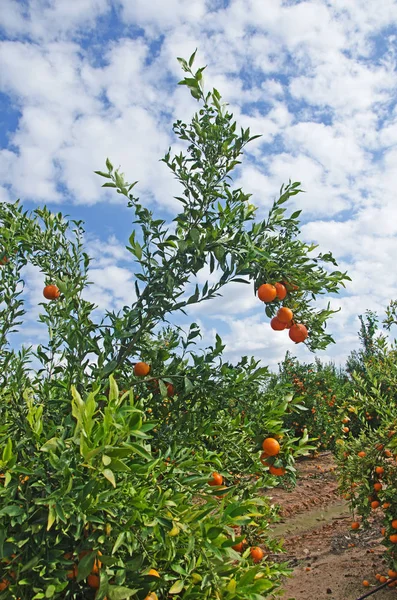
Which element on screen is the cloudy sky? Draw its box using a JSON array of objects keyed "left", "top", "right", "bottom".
[{"left": 1, "top": 0, "right": 397, "bottom": 370}]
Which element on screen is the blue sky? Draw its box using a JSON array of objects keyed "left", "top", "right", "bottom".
[{"left": 1, "top": 0, "right": 397, "bottom": 370}]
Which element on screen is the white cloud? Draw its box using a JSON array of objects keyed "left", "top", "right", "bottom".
[{"left": 2, "top": 0, "right": 397, "bottom": 369}]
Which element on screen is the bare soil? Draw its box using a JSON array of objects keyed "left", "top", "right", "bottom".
[{"left": 266, "top": 453, "right": 395, "bottom": 599}]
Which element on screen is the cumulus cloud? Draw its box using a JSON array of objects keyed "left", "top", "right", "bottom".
[{"left": 1, "top": 0, "right": 397, "bottom": 368}]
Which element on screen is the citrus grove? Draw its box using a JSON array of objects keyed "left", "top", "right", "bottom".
[{"left": 0, "top": 53, "right": 350, "bottom": 599}]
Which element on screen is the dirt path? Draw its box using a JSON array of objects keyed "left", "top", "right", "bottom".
[{"left": 266, "top": 453, "right": 394, "bottom": 600}]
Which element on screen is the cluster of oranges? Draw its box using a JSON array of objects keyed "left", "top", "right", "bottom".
[
  {"left": 259, "top": 437, "right": 286, "bottom": 476},
  {"left": 66, "top": 550, "right": 102, "bottom": 590},
  {"left": 257, "top": 282, "right": 308, "bottom": 344}
]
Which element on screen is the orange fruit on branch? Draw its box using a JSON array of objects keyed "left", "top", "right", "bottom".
[
  {"left": 134, "top": 362, "right": 151, "bottom": 377},
  {"left": 375, "top": 466, "right": 384, "bottom": 475},
  {"left": 371, "top": 501, "right": 380, "bottom": 509},
  {"left": 232, "top": 539, "right": 247, "bottom": 553},
  {"left": 43, "top": 285, "right": 60, "bottom": 300},
  {"left": 270, "top": 317, "right": 287, "bottom": 331},
  {"left": 277, "top": 307, "right": 293, "bottom": 323},
  {"left": 275, "top": 282, "right": 287, "bottom": 300},
  {"left": 208, "top": 472, "right": 223, "bottom": 486},
  {"left": 392, "top": 520, "right": 397, "bottom": 530},
  {"left": 269, "top": 465, "right": 286, "bottom": 476},
  {"left": 374, "top": 482, "right": 382, "bottom": 492},
  {"left": 87, "top": 574, "right": 100, "bottom": 589},
  {"left": 351, "top": 522, "right": 360, "bottom": 530},
  {"left": 289, "top": 323, "right": 308, "bottom": 343},
  {"left": 148, "top": 568, "right": 160, "bottom": 577},
  {"left": 390, "top": 535, "right": 397, "bottom": 543},
  {"left": 357, "top": 451, "right": 366, "bottom": 458},
  {"left": 262, "top": 438, "right": 280, "bottom": 456},
  {"left": 257, "top": 283, "right": 277, "bottom": 302},
  {"left": 250, "top": 546, "right": 264, "bottom": 563}
]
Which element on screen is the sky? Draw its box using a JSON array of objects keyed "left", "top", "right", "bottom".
[{"left": 1, "top": 0, "right": 397, "bottom": 371}]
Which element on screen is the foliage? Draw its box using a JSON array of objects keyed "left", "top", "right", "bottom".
[{"left": 0, "top": 51, "right": 349, "bottom": 598}]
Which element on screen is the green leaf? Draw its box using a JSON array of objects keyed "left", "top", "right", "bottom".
[
  {"left": 108, "top": 586, "right": 139, "bottom": 600},
  {"left": 94, "top": 171, "right": 112, "bottom": 178},
  {"left": 77, "top": 551, "right": 96, "bottom": 582},
  {"left": 169, "top": 580, "right": 184, "bottom": 594},
  {"left": 45, "top": 585, "right": 56, "bottom": 598},
  {"left": 103, "top": 469, "right": 116, "bottom": 488},
  {"left": 189, "top": 49, "right": 197, "bottom": 67},
  {"left": 0, "top": 505, "right": 24, "bottom": 517}
]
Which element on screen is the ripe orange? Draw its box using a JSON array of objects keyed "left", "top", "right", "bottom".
[
  {"left": 375, "top": 574, "right": 381, "bottom": 580},
  {"left": 277, "top": 307, "right": 293, "bottom": 324},
  {"left": 275, "top": 282, "right": 287, "bottom": 300},
  {"left": 285, "top": 320, "right": 293, "bottom": 329},
  {"left": 358, "top": 451, "right": 366, "bottom": 458},
  {"left": 262, "top": 438, "right": 280, "bottom": 456},
  {"left": 385, "top": 449, "right": 392, "bottom": 457},
  {"left": 208, "top": 472, "right": 223, "bottom": 486},
  {"left": 259, "top": 452, "right": 270, "bottom": 465},
  {"left": 148, "top": 568, "right": 160, "bottom": 577},
  {"left": 250, "top": 546, "right": 264, "bottom": 563},
  {"left": 232, "top": 539, "right": 247, "bottom": 553},
  {"left": 380, "top": 576, "right": 387, "bottom": 583},
  {"left": 342, "top": 427, "right": 350, "bottom": 433},
  {"left": 270, "top": 317, "right": 287, "bottom": 331},
  {"left": 362, "top": 580, "right": 370, "bottom": 587},
  {"left": 374, "top": 482, "right": 382, "bottom": 492},
  {"left": 257, "top": 283, "right": 276, "bottom": 303},
  {"left": 392, "top": 520, "right": 397, "bottom": 530},
  {"left": 134, "top": 362, "right": 151, "bottom": 377},
  {"left": 87, "top": 574, "right": 100, "bottom": 589},
  {"left": 375, "top": 466, "right": 384, "bottom": 475},
  {"left": 166, "top": 383, "right": 175, "bottom": 397},
  {"left": 351, "top": 522, "right": 360, "bottom": 530},
  {"left": 43, "top": 285, "right": 60, "bottom": 300},
  {"left": 376, "top": 443, "right": 384, "bottom": 451},
  {"left": 269, "top": 465, "right": 286, "bottom": 476},
  {"left": 383, "top": 503, "right": 391, "bottom": 509},
  {"left": 342, "top": 417, "right": 350, "bottom": 424},
  {"left": 289, "top": 323, "right": 308, "bottom": 343},
  {"left": 388, "top": 570, "right": 397, "bottom": 578},
  {"left": 390, "top": 535, "right": 397, "bottom": 543},
  {"left": 371, "top": 501, "right": 380, "bottom": 509},
  {"left": 144, "top": 594, "right": 158, "bottom": 600}
]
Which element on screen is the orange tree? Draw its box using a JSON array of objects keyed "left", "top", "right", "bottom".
[
  {"left": 270, "top": 352, "right": 351, "bottom": 452},
  {"left": 0, "top": 52, "right": 349, "bottom": 599},
  {"left": 336, "top": 307, "right": 397, "bottom": 575}
]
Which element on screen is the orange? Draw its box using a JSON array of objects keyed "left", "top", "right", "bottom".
[
  {"left": 0, "top": 580, "right": 9, "bottom": 591},
  {"left": 87, "top": 574, "right": 100, "bottom": 589},
  {"left": 134, "top": 362, "right": 151, "bottom": 377},
  {"left": 390, "top": 534, "right": 397, "bottom": 543},
  {"left": 0, "top": 255, "right": 8, "bottom": 265},
  {"left": 380, "top": 576, "right": 387, "bottom": 583},
  {"left": 144, "top": 594, "right": 158, "bottom": 600},
  {"left": 277, "top": 307, "right": 293, "bottom": 324},
  {"left": 285, "top": 320, "right": 293, "bottom": 329},
  {"left": 342, "top": 417, "right": 350, "bottom": 424},
  {"left": 385, "top": 449, "right": 392, "bottom": 457},
  {"left": 388, "top": 570, "right": 397, "bottom": 578},
  {"left": 250, "top": 546, "right": 264, "bottom": 563},
  {"left": 270, "top": 317, "right": 287, "bottom": 331},
  {"left": 371, "top": 501, "right": 380, "bottom": 509},
  {"left": 374, "top": 482, "right": 382, "bottom": 492},
  {"left": 289, "top": 323, "right": 308, "bottom": 343},
  {"left": 392, "top": 520, "right": 397, "bottom": 530},
  {"left": 376, "top": 443, "right": 384, "bottom": 451},
  {"left": 275, "top": 282, "right": 287, "bottom": 300},
  {"left": 362, "top": 580, "right": 370, "bottom": 587},
  {"left": 257, "top": 283, "right": 276, "bottom": 303},
  {"left": 383, "top": 503, "right": 391, "bottom": 509},
  {"left": 262, "top": 438, "right": 280, "bottom": 456},
  {"left": 232, "top": 539, "right": 247, "bottom": 553},
  {"left": 375, "top": 574, "right": 381, "bottom": 580},
  {"left": 166, "top": 383, "right": 175, "bottom": 397},
  {"left": 357, "top": 451, "right": 366, "bottom": 458},
  {"left": 351, "top": 522, "right": 360, "bottom": 530},
  {"left": 259, "top": 452, "right": 270, "bottom": 465},
  {"left": 67, "top": 565, "right": 78, "bottom": 579},
  {"left": 43, "top": 285, "right": 60, "bottom": 300},
  {"left": 148, "top": 568, "right": 160, "bottom": 577},
  {"left": 342, "top": 427, "right": 350, "bottom": 433},
  {"left": 375, "top": 466, "right": 384, "bottom": 475},
  {"left": 269, "top": 465, "right": 286, "bottom": 476},
  {"left": 208, "top": 472, "right": 223, "bottom": 486}
]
